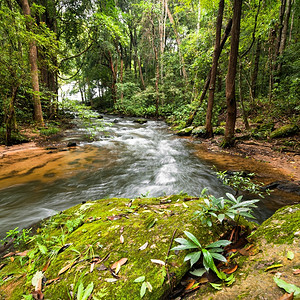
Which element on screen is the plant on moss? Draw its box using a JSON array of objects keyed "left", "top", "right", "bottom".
[
  {"left": 0, "top": 227, "right": 32, "bottom": 248},
  {"left": 72, "top": 281, "right": 94, "bottom": 300},
  {"left": 194, "top": 193, "right": 259, "bottom": 227},
  {"left": 172, "top": 231, "right": 231, "bottom": 278},
  {"left": 134, "top": 276, "right": 153, "bottom": 298},
  {"left": 216, "top": 170, "right": 270, "bottom": 198}
]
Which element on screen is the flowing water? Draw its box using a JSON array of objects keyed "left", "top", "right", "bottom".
[{"left": 0, "top": 115, "right": 298, "bottom": 238}]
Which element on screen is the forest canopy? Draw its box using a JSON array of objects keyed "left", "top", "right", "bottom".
[{"left": 0, "top": 0, "right": 299, "bottom": 145}]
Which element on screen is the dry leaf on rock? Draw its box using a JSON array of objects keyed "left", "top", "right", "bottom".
[
  {"left": 223, "top": 265, "right": 238, "bottom": 274},
  {"left": 111, "top": 258, "right": 128, "bottom": 270},
  {"left": 105, "top": 278, "right": 118, "bottom": 283},
  {"left": 120, "top": 235, "right": 124, "bottom": 244},
  {"left": 139, "top": 242, "right": 148, "bottom": 250},
  {"left": 150, "top": 259, "right": 165, "bottom": 266},
  {"left": 277, "top": 293, "right": 294, "bottom": 300},
  {"left": 58, "top": 262, "right": 73, "bottom": 276}
]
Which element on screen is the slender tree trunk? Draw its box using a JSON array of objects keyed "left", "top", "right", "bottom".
[
  {"left": 197, "top": 0, "right": 201, "bottom": 33},
  {"left": 289, "top": 0, "right": 295, "bottom": 43},
  {"left": 238, "top": 59, "right": 250, "bottom": 130},
  {"left": 185, "top": 19, "right": 232, "bottom": 127},
  {"left": 250, "top": 38, "right": 261, "bottom": 102},
  {"left": 20, "top": 0, "right": 44, "bottom": 126},
  {"left": 5, "top": 86, "right": 19, "bottom": 146},
  {"left": 108, "top": 51, "right": 117, "bottom": 104},
  {"left": 166, "top": 0, "right": 188, "bottom": 83},
  {"left": 223, "top": 0, "right": 242, "bottom": 147},
  {"left": 277, "top": 0, "right": 292, "bottom": 72},
  {"left": 205, "top": 0, "right": 224, "bottom": 138}
]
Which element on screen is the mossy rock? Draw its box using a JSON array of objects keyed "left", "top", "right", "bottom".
[
  {"left": 0, "top": 195, "right": 225, "bottom": 300},
  {"left": 176, "top": 126, "right": 194, "bottom": 136},
  {"left": 270, "top": 124, "right": 298, "bottom": 139},
  {"left": 191, "top": 126, "right": 206, "bottom": 137},
  {"left": 133, "top": 119, "right": 148, "bottom": 124},
  {"left": 213, "top": 127, "right": 225, "bottom": 136},
  {"left": 184, "top": 204, "right": 300, "bottom": 300}
]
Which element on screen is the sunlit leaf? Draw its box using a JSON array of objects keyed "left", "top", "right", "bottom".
[
  {"left": 274, "top": 277, "right": 300, "bottom": 296},
  {"left": 287, "top": 251, "right": 294, "bottom": 260},
  {"left": 120, "top": 235, "right": 124, "bottom": 244},
  {"left": 58, "top": 262, "right": 73, "bottom": 276},
  {"left": 210, "top": 282, "right": 223, "bottom": 290},
  {"left": 265, "top": 264, "right": 283, "bottom": 272},
  {"left": 190, "top": 268, "right": 206, "bottom": 277},
  {"left": 140, "top": 281, "right": 147, "bottom": 298},
  {"left": 150, "top": 259, "right": 165, "bottom": 266},
  {"left": 105, "top": 278, "right": 118, "bottom": 283},
  {"left": 183, "top": 231, "right": 202, "bottom": 248},
  {"left": 134, "top": 276, "right": 145, "bottom": 283},
  {"left": 32, "top": 271, "right": 44, "bottom": 291}
]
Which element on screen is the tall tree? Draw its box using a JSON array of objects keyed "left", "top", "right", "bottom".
[
  {"left": 223, "top": 0, "right": 242, "bottom": 147},
  {"left": 205, "top": 0, "right": 224, "bottom": 137}
]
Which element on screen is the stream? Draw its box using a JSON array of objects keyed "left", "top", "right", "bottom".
[{"left": 0, "top": 115, "right": 298, "bottom": 238}]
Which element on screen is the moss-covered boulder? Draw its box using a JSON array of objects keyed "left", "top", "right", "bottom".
[
  {"left": 270, "top": 124, "right": 299, "bottom": 139},
  {"left": 176, "top": 126, "right": 194, "bottom": 136},
  {"left": 0, "top": 196, "right": 225, "bottom": 300},
  {"left": 185, "top": 204, "right": 300, "bottom": 300},
  {"left": 191, "top": 126, "right": 206, "bottom": 137}
]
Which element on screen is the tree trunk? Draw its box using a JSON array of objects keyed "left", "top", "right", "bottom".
[
  {"left": 205, "top": 0, "right": 224, "bottom": 138},
  {"left": 223, "top": 0, "right": 242, "bottom": 147},
  {"left": 277, "top": 0, "right": 292, "bottom": 72},
  {"left": 166, "top": 0, "right": 188, "bottom": 83},
  {"left": 250, "top": 38, "right": 261, "bottom": 103},
  {"left": 185, "top": 19, "right": 232, "bottom": 127},
  {"left": 108, "top": 51, "right": 117, "bottom": 104},
  {"left": 20, "top": 0, "right": 44, "bottom": 126},
  {"left": 5, "top": 86, "right": 19, "bottom": 146}
]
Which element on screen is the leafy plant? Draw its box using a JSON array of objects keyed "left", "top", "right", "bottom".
[
  {"left": 72, "top": 281, "right": 94, "bottom": 300},
  {"left": 134, "top": 276, "right": 152, "bottom": 298},
  {"left": 216, "top": 170, "right": 270, "bottom": 198},
  {"left": 1, "top": 227, "right": 32, "bottom": 247},
  {"left": 194, "top": 193, "right": 259, "bottom": 227},
  {"left": 171, "top": 231, "right": 231, "bottom": 278}
]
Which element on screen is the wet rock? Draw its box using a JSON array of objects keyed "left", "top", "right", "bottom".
[
  {"left": 262, "top": 180, "right": 300, "bottom": 195},
  {"left": 133, "top": 119, "right": 147, "bottom": 124},
  {"left": 67, "top": 142, "right": 77, "bottom": 147},
  {"left": 113, "top": 119, "right": 119, "bottom": 123},
  {"left": 177, "top": 126, "right": 194, "bottom": 136}
]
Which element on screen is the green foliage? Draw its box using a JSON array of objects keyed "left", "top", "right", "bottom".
[
  {"left": 172, "top": 231, "right": 230, "bottom": 278},
  {"left": 216, "top": 170, "right": 270, "bottom": 197},
  {"left": 194, "top": 193, "right": 259, "bottom": 227},
  {"left": 133, "top": 276, "right": 152, "bottom": 298},
  {"left": 39, "top": 126, "right": 60, "bottom": 136},
  {"left": 0, "top": 227, "right": 32, "bottom": 248}
]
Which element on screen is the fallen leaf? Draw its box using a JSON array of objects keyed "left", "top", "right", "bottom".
[
  {"left": 265, "top": 264, "right": 283, "bottom": 272},
  {"left": 111, "top": 258, "right": 128, "bottom": 270},
  {"left": 277, "top": 293, "right": 294, "bottom": 300},
  {"left": 107, "top": 214, "right": 124, "bottom": 221},
  {"left": 90, "top": 262, "right": 96, "bottom": 273},
  {"left": 237, "top": 248, "right": 250, "bottom": 256},
  {"left": 105, "top": 278, "right": 118, "bottom": 283},
  {"left": 185, "top": 279, "right": 196, "bottom": 290},
  {"left": 0, "top": 264, "right": 6, "bottom": 270},
  {"left": 31, "top": 290, "right": 44, "bottom": 300},
  {"left": 45, "top": 277, "right": 60, "bottom": 286},
  {"left": 245, "top": 244, "right": 254, "bottom": 251},
  {"left": 150, "top": 259, "right": 165, "bottom": 266},
  {"left": 120, "top": 235, "right": 124, "bottom": 244},
  {"left": 120, "top": 226, "right": 124, "bottom": 234},
  {"left": 32, "top": 271, "right": 44, "bottom": 291},
  {"left": 199, "top": 277, "right": 209, "bottom": 284},
  {"left": 58, "top": 262, "right": 73, "bottom": 276},
  {"left": 146, "top": 281, "right": 153, "bottom": 292},
  {"left": 139, "top": 242, "right": 148, "bottom": 251},
  {"left": 134, "top": 276, "right": 145, "bottom": 283},
  {"left": 42, "top": 260, "right": 51, "bottom": 272},
  {"left": 10, "top": 257, "right": 14, "bottom": 262},
  {"left": 15, "top": 250, "right": 30, "bottom": 257},
  {"left": 115, "top": 262, "right": 121, "bottom": 274},
  {"left": 293, "top": 269, "right": 300, "bottom": 275},
  {"left": 57, "top": 243, "right": 72, "bottom": 255},
  {"left": 2, "top": 252, "right": 15, "bottom": 258},
  {"left": 223, "top": 265, "right": 238, "bottom": 274},
  {"left": 97, "top": 263, "right": 108, "bottom": 271}
]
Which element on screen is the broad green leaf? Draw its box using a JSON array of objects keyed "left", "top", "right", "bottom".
[
  {"left": 210, "top": 252, "right": 227, "bottom": 263},
  {"left": 202, "top": 249, "right": 217, "bottom": 273},
  {"left": 226, "top": 193, "right": 237, "bottom": 203},
  {"left": 217, "top": 214, "right": 225, "bottom": 222},
  {"left": 174, "top": 238, "right": 199, "bottom": 248},
  {"left": 77, "top": 282, "right": 84, "bottom": 300},
  {"left": 134, "top": 276, "right": 145, "bottom": 283},
  {"left": 190, "top": 268, "right": 206, "bottom": 277},
  {"left": 184, "top": 251, "right": 201, "bottom": 267},
  {"left": 207, "top": 240, "right": 231, "bottom": 248},
  {"left": 140, "top": 281, "right": 147, "bottom": 298},
  {"left": 82, "top": 282, "right": 94, "bottom": 300},
  {"left": 184, "top": 231, "right": 202, "bottom": 248},
  {"left": 273, "top": 277, "right": 300, "bottom": 296}
]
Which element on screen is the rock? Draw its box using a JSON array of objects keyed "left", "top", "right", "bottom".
[
  {"left": 133, "top": 119, "right": 147, "bottom": 124},
  {"left": 67, "top": 142, "right": 77, "bottom": 147},
  {"left": 262, "top": 181, "right": 300, "bottom": 195},
  {"left": 177, "top": 126, "right": 194, "bottom": 136},
  {"left": 270, "top": 124, "right": 298, "bottom": 139},
  {"left": 191, "top": 126, "right": 206, "bottom": 137},
  {"left": 113, "top": 119, "right": 119, "bottom": 123}
]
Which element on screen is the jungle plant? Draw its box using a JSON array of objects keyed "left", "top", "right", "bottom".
[
  {"left": 171, "top": 231, "right": 231, "bottom": 279},
  {"left": 73, "top": 281, "right": 94, "bottom": 300},
  {"left": 0, "top": 227, "right": 32, "bottom": 248},
  {"left": 194, "top": 193, "right": 259, "bottom": 227},
  {"left": 216, "top": 170, "right": 270, "bottom": 198}
]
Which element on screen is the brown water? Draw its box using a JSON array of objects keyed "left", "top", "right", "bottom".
[{"left": 0, "top": 115, "right": 298, "bottom": 238}]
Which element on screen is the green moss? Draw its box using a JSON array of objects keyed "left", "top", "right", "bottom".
[
  {"left": 254, "top": 204, "right": 300, "bottom": 244},
  {"left": 176, "top": 126, "right": 194, "bottom": 136},
  {"left": 270, "top": 124, "right": 298, "bottom": 139},
  {"left": 0, "top": 195, "right": 225, "bottom": 300}
]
